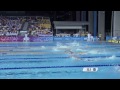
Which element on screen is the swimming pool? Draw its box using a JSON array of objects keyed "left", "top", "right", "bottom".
[{"left": 0, "top": 41, "right": 120, "bottom": 79}]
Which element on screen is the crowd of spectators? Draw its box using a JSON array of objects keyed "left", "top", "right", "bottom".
[
  {"left": 0, "top": 16, "right": 24, "bottom": 36},
  {"left": 0, "top": 16, "right": 52, "bottom": 37},
  {"left": 27, "top": 17, "right": 53, "bottom": 36}
]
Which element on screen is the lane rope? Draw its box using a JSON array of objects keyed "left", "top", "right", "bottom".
[
  {"left": 0, "top": 55, "right": 120, "bottom": 60},
  {"left": 0, "top": 64, "right": 119, "bottom": 70}
]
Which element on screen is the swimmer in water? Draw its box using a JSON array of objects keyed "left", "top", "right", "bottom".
[
  {"left": 65, "top": 49, "right": 98, "bottom": 61},
  {"left": 65, "top": 50, "right": 81, "bottom": 60}
]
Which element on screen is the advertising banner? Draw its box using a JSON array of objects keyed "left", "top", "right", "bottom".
[
  {"left": 53, "top": 37, "right": 86, "bottom": 41},
  {"left": 0, "top": 36, "right": 53, "bottom": 42}
]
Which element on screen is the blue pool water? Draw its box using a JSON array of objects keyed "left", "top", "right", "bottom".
[{"left": 0, "top": 41, "right": 120, "bottom": 79}]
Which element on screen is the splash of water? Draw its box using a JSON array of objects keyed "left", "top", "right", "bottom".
[
  {"left": 56, "top": 42, "right": 70, "bottom": 49},
  {"left": 69, "top": 41, "right": 80, "bottom": 46},
  {"left": 88, "top": 49, "right": 107, "bottom": 54},
  {"left": 53, "top": 48, "right": 59, "bottom": 51},
  {"left": 41, "top": 46, "right": 46, "bottom": 49},
  {"left": 114, "top": 65, "right": 120, "bottom": 72},
  {"left": 108, "top": 55, "right": 116, "bottom": 59},
  {"left": 70, "top": 56, "right": 80, "bottom": 60},
  {"left": 67, "top": 42, "right": 78, "bottom": 46},
  {"left": 58, "top": 45, "right": 68, "bottom": 49},
  {"left": 56, "top": 42, "right": 62, "bottom": 47},
  {"left": 114, "top": 66, "right": 120, "bottom": 70},
  {"left": 88, "top": 50, "right": 99, "bottom": 54},
  {"left": 76, "top": 48, "right": 83, "bottom": 51}
]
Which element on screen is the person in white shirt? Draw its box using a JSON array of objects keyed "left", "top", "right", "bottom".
[
  {"left": 23, "top": 33, "right": 30, "bottom": 42},
  {"left": 87, "top": 32, "right": 91, "bottom": 41}
]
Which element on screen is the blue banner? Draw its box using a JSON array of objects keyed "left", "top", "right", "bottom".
[{"left": 53, "top": 37, "right": 87, "bottom": 41}]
